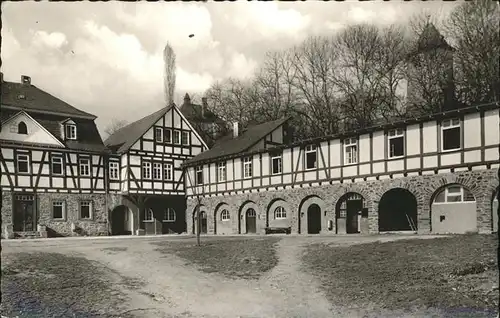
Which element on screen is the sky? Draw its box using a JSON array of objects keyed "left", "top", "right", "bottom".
[{"left": 1, "top": 1, "right": 460, "bottom": 136}]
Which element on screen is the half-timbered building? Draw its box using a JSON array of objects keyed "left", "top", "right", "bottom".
[
  {"left": 1, "top": 75, "right": 109, "bottom": 238},
  {"left": 183, "top": 103, "right": 500, "bottom": 236},
  {"left": 104, "top": 103, "right": 208, "bottom": 236}
]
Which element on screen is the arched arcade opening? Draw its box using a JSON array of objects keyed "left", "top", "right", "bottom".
[
  {"left": 336, "top": 192, "right": 366, "bottom": 234},
  {"left": 378, "top": 188, "right": 418, "bottom": 232},
  {"left": 431, "top": 184, "right": 476, "bottom": 234},
  {"left": 110, "top": 205, "right": 133, "bottom": 235}
]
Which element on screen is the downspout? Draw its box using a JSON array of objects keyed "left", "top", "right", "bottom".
[{"left": 104, "top": 154, "right": 110, "bottom": 235}]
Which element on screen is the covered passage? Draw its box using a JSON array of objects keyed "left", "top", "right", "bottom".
[{"left": 378, "top": 188, "right": 418, "bottom": 232}]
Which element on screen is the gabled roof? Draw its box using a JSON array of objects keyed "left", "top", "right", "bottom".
[
  {"left": 104, "top": 104, "right": 209, "bottom": 154},
  {"left": 183, "top": 117, "right": 290, "bottom": 166},
  {"left": 1, "top": 80, "right": 96, "bottom": 119},
  {"left": 415, "top": 23, "right": 454, "bottom": 53}
]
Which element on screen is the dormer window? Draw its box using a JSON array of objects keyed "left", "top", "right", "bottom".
[
  {"left": 17, "top": 121, "right": 28, "bottom": 135},
  {"left": 65, "top": 124, "right": 77, "bottom": 140}
]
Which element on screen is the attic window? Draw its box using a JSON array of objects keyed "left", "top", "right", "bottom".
[
  {"left": 17, "top": 94, "right": 26, "bottom": 100},
  {"left": 17, "top": 121, "right": 28, "bottom": 135},
  {"left": 65, "top": 124, "right": 77, "bottom": 140}
]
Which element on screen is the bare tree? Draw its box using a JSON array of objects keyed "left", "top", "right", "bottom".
[
  {"left": 444, "top": 0, "right": 500, "bottom": 105},
  {"left": 185, "top": 166, "right": 204, "bottom": 246},
  {"left": 104, "top": 119, "right": 128, "bottom": 138},
  {"left": 164, "top": 43, "right": 176, "bottom": 106}
]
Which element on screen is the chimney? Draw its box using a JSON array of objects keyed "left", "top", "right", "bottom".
[
  {"left": 201, "top": 97, "right": 207, "bottom": 117},
  {"left": 21, "top": 75, "right": 31, "bottom": 85},
  {"left": 233, "top": 122, "right": 239, "bottom": 138}
]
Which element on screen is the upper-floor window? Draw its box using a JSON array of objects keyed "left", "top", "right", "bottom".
[
  {"left": 164, "top": 163, "right": 173, "bottom": 181},
  {"left": 243, "top": 156, "right": 253, "bottom": 178},
  {"left": 79, "top": 158, "right": 90, "bottom": 176},
  {"left": 274, "top": 206, "right": 286, "bottom": 219},
  {"left": 142, "top": 161, "right": 151, "bottom": 179},
  {"left": 17, "top": 121, "right": 28, "bottom": 135},
  {"left": 65, "top": 124, "right": 77, "bottom": 140},
  {"left": 344, "top": 137, "right": 358, "bottom": 165},
  {"left": 79, "top": 200, "right": 93, "bottom": 219},
  {"left": 217, "top": 162, "right": 226, "bottom": 182},
  {"left": 433, "top": 185, "right": 475, "bottom": 203},
  {"left": 153, "top": 162, "right": 162, "bottom": 180},
  {"left": 109, "top": 162, "right": 119, "bottom": 180},
  {"left": 196, "top": 165, "right": 203, "bottom": 185},
  {"left": 173, "top": 130, "right": 181, "bottom": 144},
  {"left": 221, "top": 209, "right": 230, "bottom": 221},
  {"left": 388, "top": 128, "right": 405, "bottom": 158},
  {"left": 181, "top": 131, "right": 190, "bottom": 145},
  {"left": 441, "top": 118, "right": 461, "bottom": 151},
  {"left": 155, "top": 127, "right": 163, "bottom": 142},
  {"left": 163, "top": 208, "right": 176, "bottom": 222},
  {"left": 271, "top": 152, "right": 282, "bottom": 175},
  {"left": 305, "top": 145, "right": 317, "bottom": 170},
  {"left": 16, "top": 153, "right": 30, "bottom": 173},
  {"left": 165, "top": 129, "right": 172, "bottom": 143},
  {"left": 51, "top": 155, "right": 64, "bottom": 176}
]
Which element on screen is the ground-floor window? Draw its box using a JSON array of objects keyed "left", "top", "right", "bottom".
[
  {"left": 163, "top": 208, "right": 176, "bottom": 222},
  {"left": 221, "top": 209, "right": 230, "bottom": 221},
  {"left": 144, "top": 208, "right": 154, "bottom": 222},
  {"left": 79, "top": 201, "right": 93, "bottom": 219},
  {"left": 52, "top": 201, "right": 66, "bottom": 220},
  {"left": 274, "top": 206, "right": 286, "bottom": 219}
]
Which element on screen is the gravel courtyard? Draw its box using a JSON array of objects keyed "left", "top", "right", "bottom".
[{"left": 1, "top": 234, "right": 497, "bottom": 318}]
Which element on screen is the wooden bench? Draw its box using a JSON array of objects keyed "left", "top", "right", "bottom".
[{"left": 265, "top": 227, "right": 291, "bottom": 235}]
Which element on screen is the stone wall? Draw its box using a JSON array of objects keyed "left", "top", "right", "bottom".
[
  {"left": 186, "top": 169, "right": 499, "bottom": 235},
  {"left": 1, "top": 191, "right": 109, "bottom": 237}
]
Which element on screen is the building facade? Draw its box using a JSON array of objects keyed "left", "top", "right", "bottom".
[
  {"left": 1, "top": 75, "right": 110, "bottom": 238},
  {"left": 183, "top": 103, "right": 500, "bottom": 236}
]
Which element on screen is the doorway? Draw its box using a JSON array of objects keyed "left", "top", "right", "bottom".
[
  {"left": 111, "top": 205, "right": 132, "bottom": 235},
  {"left": 13, "top": 194, "right": 36, "bottom": 232},
  {"left": 307, "top": 204, "right": 321, "bottom": 234},
  {"left": 246, "top": 208, "right": 257, "bottom": 233},
  {"left": 336, "top": 193, "right": 364, "bottom": 234},
  {"left": 200, "top": 211, "right": 207, "bottom": 234},
  {"left": 378, "top": 188, "right": 418, "bottom": 232}
]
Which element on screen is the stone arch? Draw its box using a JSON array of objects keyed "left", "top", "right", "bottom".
[
  {"left": 192, "top": 204, "right": 208, "bottom": 235},
  {"left": 298, "top": 195, "right": 326, "bottom": 234},
  {"left": 266, "top": 198, "right": 292, "bottom": 229},
  {"left": 335, "top": 192, "right": 366, "bottom": 234},
  {"left": 110, "top": 205, "right": 133, "bottom": 235},
  {"left": 429, "top": 183, "right": 477, "bottom": 234},
  {"left": 238, "top": 200, "right": 260, "bottom": 234},
  {"left": 213, "top": 202, "right": 231, "bottom": 235},
  {"left": 378, "top": 188, "right": 418, "bottom": 232}
]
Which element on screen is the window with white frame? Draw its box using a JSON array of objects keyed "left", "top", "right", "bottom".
[
  {"left": 155, "top": 127, "right": 163, "bottom": 142},
  {"left": 164, "top": 163, "right": 173, "bottom": 181},
  {"left": 441, "top": 118, "right": 461, "bottom": 151},
  {"left": 51, "top": 155, "right": 64, "bottom": 175},
  {"left": 217, "top": 161, "right": 226, "bottom": 182},
  {"left": 153, "top": 162, "right": 162, "bottom": 180},
  {"left": 165, "top": 129, "right": 172, "bottom": 143},
  {"left": 52, "top": 201, "right": 65, "bottom": 220},
  {"left": 181, "top": 131, "right": 189, "bottom": 145},
  {"left": 433, "top": 185, "right": 475, "bottom": 203},
  {"left": 79, "top": 158, "right": 90, "bottom": 176},
  {"left": 271, "top": 152, "right": 282, "bottom": 175},
  {"left": 173, "top": 130, "right": 181, "bottom": 144},
  {"left": 196, "top": 166, "right": 203, "bottom": 185},
  {"left": 388, "top": 128, "right": 405, "bottom": 158},
  {"left": 221, "top": 209, "right": 230, "bottom": 221},
  {"left": 274, "top": 206, "right": 286, "bottom": 219},
  {"left": 243, "top": 156, "right": 253, "bottom": 178},
  {"left": 65, "top": 124, "right": 77, "bottom": 140},
  {"left": 142, "top": 161, "right": 151, "bottom": 179},
  {"left": 80, "top": 201, "right": 92, "bottom": 219},
  {"left": 16, "top": 154, "right": 30, "bottom": 173},
  {"left": 144, "top": 208, "right": 154, "bottom": 222},
  {"left": 305, "top": 145, "right": 317, "bottom": 169},
  {"left": 344, "top": 137, "right": 358, "bottom": 164},
  {"left": 163, "top": 208, "right": 176, "bottom": 222},
  {"left": 109, "top": 162, "right": 119, "bottom": 180}
]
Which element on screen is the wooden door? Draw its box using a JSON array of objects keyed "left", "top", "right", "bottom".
[
  {"left": 246, "top": 208, "right": 256, "bottom": 234},
  {"left": 13, "top": 195, "right": 35, "bottom": 232},
  {"left": 346, "top": 200, "right": 362, "bottom": 234},
  {"left": 307, "top": 204, "right": 321, "bottom": 234}
]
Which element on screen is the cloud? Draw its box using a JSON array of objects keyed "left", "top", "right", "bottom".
[{"left": 32, "top": 30, "right": 68, "bottom": 49}]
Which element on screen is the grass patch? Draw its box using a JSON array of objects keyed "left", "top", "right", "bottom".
[
  {"left": 153, "top": 237, "right": 281, "bottom": 280},
  {"left": 303, "top": 234, "right": 498, "bottom": 316},
  {"left": 0, "top": 252, "right": 132, "bottom": 318}
]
